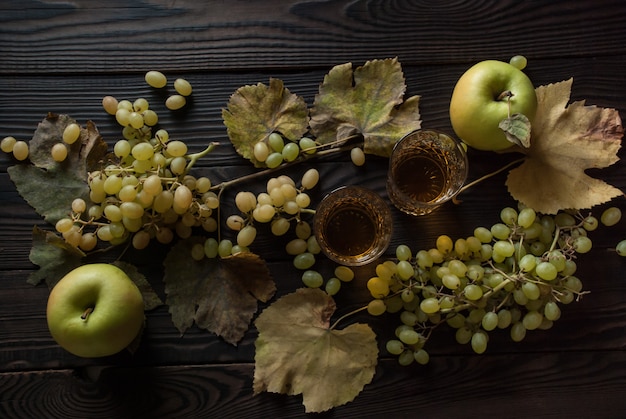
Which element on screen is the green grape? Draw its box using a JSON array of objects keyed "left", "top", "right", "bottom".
[
  {"left": 63, "top": 123, "right": 81, "bottom": 144},
  {"left": 400, "top": 310, "right": 418, "bottom": 326},
  {"left": 335, "top": 266, "right": 354, "bottom": 282},
  {"left": 401, "top": 288, "right": 415, "bottom": 303},
  {"left": 398, "top": 350, "right": 414, "bottom": 366},
  {"left": 455, "top": 326, "right": 473, "bottom": 344},
  {"left": 1, "top": 136, "right": 16, "bottom": 153},
  {"left": 265, "top": 152, "right": 283, "bottom": 168},
  {"left": 582, "top": 215, "right": 599, "bottom": 231},
  {"left": 145, "top": 70, "right": 167, "bottom": 88},
  {"left": 174, "top": 78, "right": 193, "bottom": 96},
  {"left": 286, "top": 238, "right": 307, "bottom": 255},
  {"left": 270, "top": 217, "right": 290, "bottom": 236},
  {"left": 115, "top": 108, "right": 131, "bottom": 126},
  {"left": 386, "top": 339, "right": 404, "bottom": 355},
  {"left": 509, "top": 55, "right": 528, "bottom": 70},
  {"left": 102, "top": 96, "right": 118, "bottom": 115},
  {"left": 325, "top": 277, "right": 341, "bottom": 295},
  {"left": 79, "top": 232, "right": 98, "bottom": 251},
  {"left": 416, "top": 250, "right": 434, "bottom": 268},
  {"left": 497, "top": 309, "right": 512, "bottom": 329},
  {"left": 143, "top": 109, "right": 158, "bottom": 126},
  {"left": 350, "top": 147, "right": 366, "bottom": 166},
  {"left": 510, "top": 322, "right": 527, "bottom": 342},
  {"left": 302, "top": 270, "right": 323, "bottom": 288},
  {"left": 454, "top": 238, "right": 469, "bottom": 258},
  {"left": 573, "top": 236, "right": 592, "bottom": 253},
  {"left": 120, "top": 202, "right": 144, "bottom": 219},
  {"left": 398, "top": 329, "right": 420, "bottom": 345},
  {"left": 237, "top": 225, "right": 257, "bottom": 247},
  {"left": 474, "top": 226, "right": 493, "bottom": 243},
  {"left": 367, "top": 276, "right": 390, "bottom": 298},
  {"left": 471, "top": 331, "right": 488, "bottom": 354},
  {"left": 554, "top": 212, "right": 576, "bottom": 227},
  {"left": 218, "top": 239, "right": 233, "bottom": 257},
  {"left": 268, "top": 132, "right": 284, "bottom": 152},
  {"left": 517, "top": 207, "right": 536, "bottom": 228},
  {"left": 547, "top": 250, "right": 566, "bottom": 271},
  {"left": 522, "top": 310, "right": 543, "bottom": 330},
  {"left": 153, "top": 190, "right": 174, "bottom": 213},
  {"left": 420, "top": 297, "right": 440, "bottom": 314},
  {"left": 55, "top": 218, "right": 75, "bottom": 233},
  {"left": 448, "top": 260, "right": 468, "bottom": 277},
  {"left": 195, "top": 177, "right": 212, "bottom": 193},
  {"left": 414, "top": 349, "right": 430, "bottom": 365},
  {"left": 166, "top": 94, "right": 186, "bottom": 110},
  {"left": 500, "top": 206, "right": 518, "bottom": 226},
  {"left": 166, "top": 140, "right": 188, "bottom": 157},
  {"left": 490, "top": 223, "right": 511, "bottom": 240},
  {"left": 128, "top": 112, "right": 144, "bottom": 129},
  {"left": 307, "top": 236, "right": 321, "bottom": 254},
  {"left": 442, "top": 274, "right": 460, "bottom": 290},
  {"left": 465, "top": 236, "right": 482, "bottom": 253},
  {"left": 293, "top": 252, "right": 315, "bottom": 270},
  {"left": 513, "top": 288, "right": 529, "bottom": 305},
  {"left": 446, "top": 313, "right": 465, "bottom": 329},
  {"left": 295, "top": 192, "right": 311, "bottom": 208},
  {"left": 436, "top": 235, "right": 453, "bottom": 254},
  {"left": 190, "top": 242, "right": 205, "bottom": 261},
  {"left": 204, "top": 238, "right": 219, "bottom": 258},
  {"left": 51, "top": 143, "right": 68, "bottom": 162},
  {"left": 367, "top": 299, "right": 386, "bottom": 316},
  {"left": 252, "top": 204, "right": 276, "bottom": 223},
  {"left": 521, "top": 282, "right": 541, "bottom": 300},
  {"left": 544, "top": 301, "right": 561, "bottom": 321},
  {"left": 467, "top": 308, "right": 486, "bottom": 324},
  {"left": 616, "top": 239, "right": 626, "bottom": 256},
  {"left": 235, "top": 191, "right": 257, "bottom": 213},
  {"left": 535, "top": 261, "right": 558, "bottom": 281},
  {"left": 282, "top": 142, "right": 300, "bottom": 162},
  {"left": 481, "top": 312, "right": 499, "bottom": 331},
  {"left": 103, "top": 174, "right": 123, "bottom": 195},
  {"left": 563, "top": 276, "right": 583, "bottom": 293},
  {"left": 396, "top": 244, "right": 412, "bottom": 261},
  {"left": 301, "top": 168, "right": 320, "bottom": 190},
  {"left": 131, "top": 142, "right": 154, "bottom": 161},
  {"left": 519, "top": 254, "right": 537, "bottom": 272},
  {"left": 104, "top": 204, "right": 123, "bottom": 222},
  {"left": 295, "top": 221, "right": 311, "bottom": 239},
  {"left": 114, "top": 140, "right": 131, "bottom": 158},
  {"left": 464, "top": 284, "right": 483, "bottom": 301},
  {"left": 299, "top": 137, "right": 317, "bottom": 154},
  {"left": 396, "top": 260, "right": 414, "bottom": 280}
]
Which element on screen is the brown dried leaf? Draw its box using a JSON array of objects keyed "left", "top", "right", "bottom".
[
  {"left": 163, "top": 237, "right": 276, "bottom": 345},
  {"left": 222, "top": 78, "right": 309, "bottom": 167},
  {"left": 253, "top": 288, "right": 378, "bottom": 413},
  {"left": 506, "top": 79, "right": 623, "bottom": 213},
  {"left": 309, "top": 58, "right": 421, "bottom": 157}
]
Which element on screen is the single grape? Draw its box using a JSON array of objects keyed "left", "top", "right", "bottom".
[
  {"left": 174, "top": 78, "right": 193, "bottom": 96},
  {"left": 237, "top": 225, "right": 257, "bottom": 247},
  {"left": 509, "top": 55, "right": 528, "bottom": 70},
  {"left": 398, "top": 350, "right": 414, "bottom": 366},
  {"left": 335, "top": 266, "right": 354, "bottom": 282},
  {"left": 481, "top": 311, "right": 499, "bottom": 331},
  {"left": 436, "top": 235, "right": 453, "bottom": 254},
  {"left": 420, "top": 297, "right": 440, "bottom": 314},
  {"left": 204, "top": 238, "right": 219, "bottom": 258},
  {"left": 414, "top": 349, "right": 430, "bottom": 365},
  {"left": 55, "top": 218, "right": 75, "bottom": 233},
  {"left": 286, "top": 238, "right": 308, "bottom": 255},
  {"left": 268, "top": 132, "right": 284, "bottom": 152},
  {"left": 265, "top": 152, "right": 283, "bottom": 168},
  {"left": 350, "top": 147, "right": 366, "bottom": 166},
  {"left": 71, "top": 198, "right": 87, "bottom": 213},
  {"left": 302, "top": 270, "right": 324, "bottom": 288},
  {"left": 385, "top": 339, "right": 404, "bottom": 355},
  {"left": 464, "top": 284, "right": 483, "bottom": 300},
  {"left": 500, "top": 206, "right": 518, "bottom": 225},
  {"left": 293, "top": 252, "right": 316, "bottom": 270},
  {"left": 535, "top": 261, "right": 558, "bottom": 281},
  {"left": 166, "top": 140, "right": 188, "bottom": 157},
  {"left": 103, "top": 175, "right": 123, "bottom": 195},
  {"left": 143, "top": 109, "right": 159, "bottom": 126},
  {"left": 63, "top": 123, "right": 81, "bottom": 144},
  {"left": 510, "top": 322, "right": 527, "bottom": 342},
  {"left": 301, "top": 168, "right": 320, "bottom": 190},
  {"left": 395, "top": 244, "right": 412, "bottom": 261},
  {"left": 281, "top": 142, "right": 300, "bottom": 162},
  {"left": 491, "top": 223, "right": 511, "bottom": 240},
  {"left": 522, "top": 311, "right": 543, "bottom": 330},
  {"left": 166, "top": 94, "right": 186, "bottom": 110},
  {"left": 616, "top": 239, "right": 626, "bottom": 256},
  {"left": 573, "top": 236, "right": 592, "bottom": 253},
  {"left": 325, "top": 277, "right": 341, "bottom": 295},
  {"left": 270, "top": 217, "right": 290, "bottom": 236},
  {"left": 367, "top": 299, "right": 386, "bottom": 316},
  {"left": 102, "top": 96, "right": 119, "bottom": 115},
  {"left": 51, "top": 143, "right": 68, "bottom": 162},
  {"left": 474, "top": 226, "right": 493, "bottom": 243},
  {"left": 398, "top": 329, "right": 420, "bottom": 345},
  {"left": 12, "top": 140, "right": 29, "bottom": 161},
  {"left": 131, "top": 142, "right": 154, "bottom": 161},
  {"left": 299, "top": 137, "right": 317, "bottom": 154},
  {"left": 145, "top": 70, "right": 167, "bottom": 88},
  {"left": 471, "top": 331, "right": 488, "bottom": 354},
  {"left": 517, "top": 207, "right": 536, "bottom": 228},
  {"left": 218, "top": 239, "right": 233, "bottom": 257}
]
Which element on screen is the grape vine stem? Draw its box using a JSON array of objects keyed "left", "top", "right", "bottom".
[{"left": 453, "top": 157, "right": 525, "bottom": 204}]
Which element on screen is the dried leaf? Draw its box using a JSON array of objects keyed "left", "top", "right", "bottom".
[
  {"left": 222, "top": 78, "right": 309, "bottom": 167},
  {"left": 506, "top": 78, "right": 623, "bottom": 213},
  {"left": 499, "top": 113, "right": 531, "bottom": 148},
  {"left": 7, "top": 114, "right": 110, "bottom": 224},
  {"left": 113, "top": 261, "right": 164, "bottom": 311},
  {"left": 27, "top": 225, "right": 85, "bottom": 288},
  {"left": 163, "top": 237, "right": 276, "bottom": 344},
  {"left": 309, "top": 57, "right": 421, "bottom": 157},
  {"left": 253, "top": 288, "right": 378, "bottom": 413}
]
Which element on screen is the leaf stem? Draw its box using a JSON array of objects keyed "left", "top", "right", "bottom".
[
  {"left": 453, "top": 157, "right": 525, "bottom": 204},
  {"left": 329, "top": 305, "right": 368, "bottom": 330}
]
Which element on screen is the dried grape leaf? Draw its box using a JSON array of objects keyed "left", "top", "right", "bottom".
[
  {"left": 506, "top": 79, "right": 623, "bottom": 214},
  {"left": 253, "top": 288, "right": 378, "bottom": 413},
  {"left": 499, "top": 113, "right": 531, "bottom": 148},
  {"left": 7, "top": 113, "right": 110, "bottom": 224},
  {"left": 222, "top": 78, "right": 309, "bottom": 167},
  {"left": 309, "top": 57, "right": 421, "bottom": 157},
  {"left": 163, "top": 237, "right": 276, "bottom": 344},
  {"left": 28, "top": 225, "right": 85, "bottom": 288},
  {"left": 113, "top": 261, "right": 164, "bottom": 311}
]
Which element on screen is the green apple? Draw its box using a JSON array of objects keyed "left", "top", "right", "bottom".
[
  {"left": 449, "top": 59, "right": 538, "bottom": 151},
  {"left": 46, "top": 263, "right": 145, "bottom": 358}
]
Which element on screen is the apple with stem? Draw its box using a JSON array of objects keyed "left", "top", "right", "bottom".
[
  {"left": 449, "top": 59, "right": 538, "bottom": 151},
  {"left": 46, "top": 263, "right": 145, "bottom": 358}
]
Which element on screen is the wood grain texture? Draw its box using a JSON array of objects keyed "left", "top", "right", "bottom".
[{"left": 1, "top": 0, "right": 626, "bottom": 417}]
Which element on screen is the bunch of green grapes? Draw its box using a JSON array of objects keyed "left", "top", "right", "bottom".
[
  {"left": 53, "top": 86, "right": 218, "bottom": 252},
  {"left": 196, "top": 168, "right": 317, "bottom": 257},
  {"left": 252, "top": 132, "right": 318, "bottom": 169},
  {"left": 366, "top": 204, "right": 615, "bottom": 366}
]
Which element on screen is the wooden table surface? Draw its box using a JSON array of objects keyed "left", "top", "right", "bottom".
[{"left": 1, "top": 1, "right": 626, "bottom": 417}]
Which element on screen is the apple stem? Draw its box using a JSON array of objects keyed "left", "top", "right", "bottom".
[
  {"left": 81, "top": 307, "right": 94, "bottom": 320},
  {"left": 497, "top": 90, "right": 514, "bottom": 117}
]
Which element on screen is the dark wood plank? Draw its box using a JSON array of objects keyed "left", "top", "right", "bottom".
[{"left": 1, "top": 0, "right": 625, "bottom": 73}]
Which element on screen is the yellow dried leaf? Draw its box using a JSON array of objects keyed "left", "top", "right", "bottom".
[{"left": 506, "top": 78, "right": 623, "bottom": 213}]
